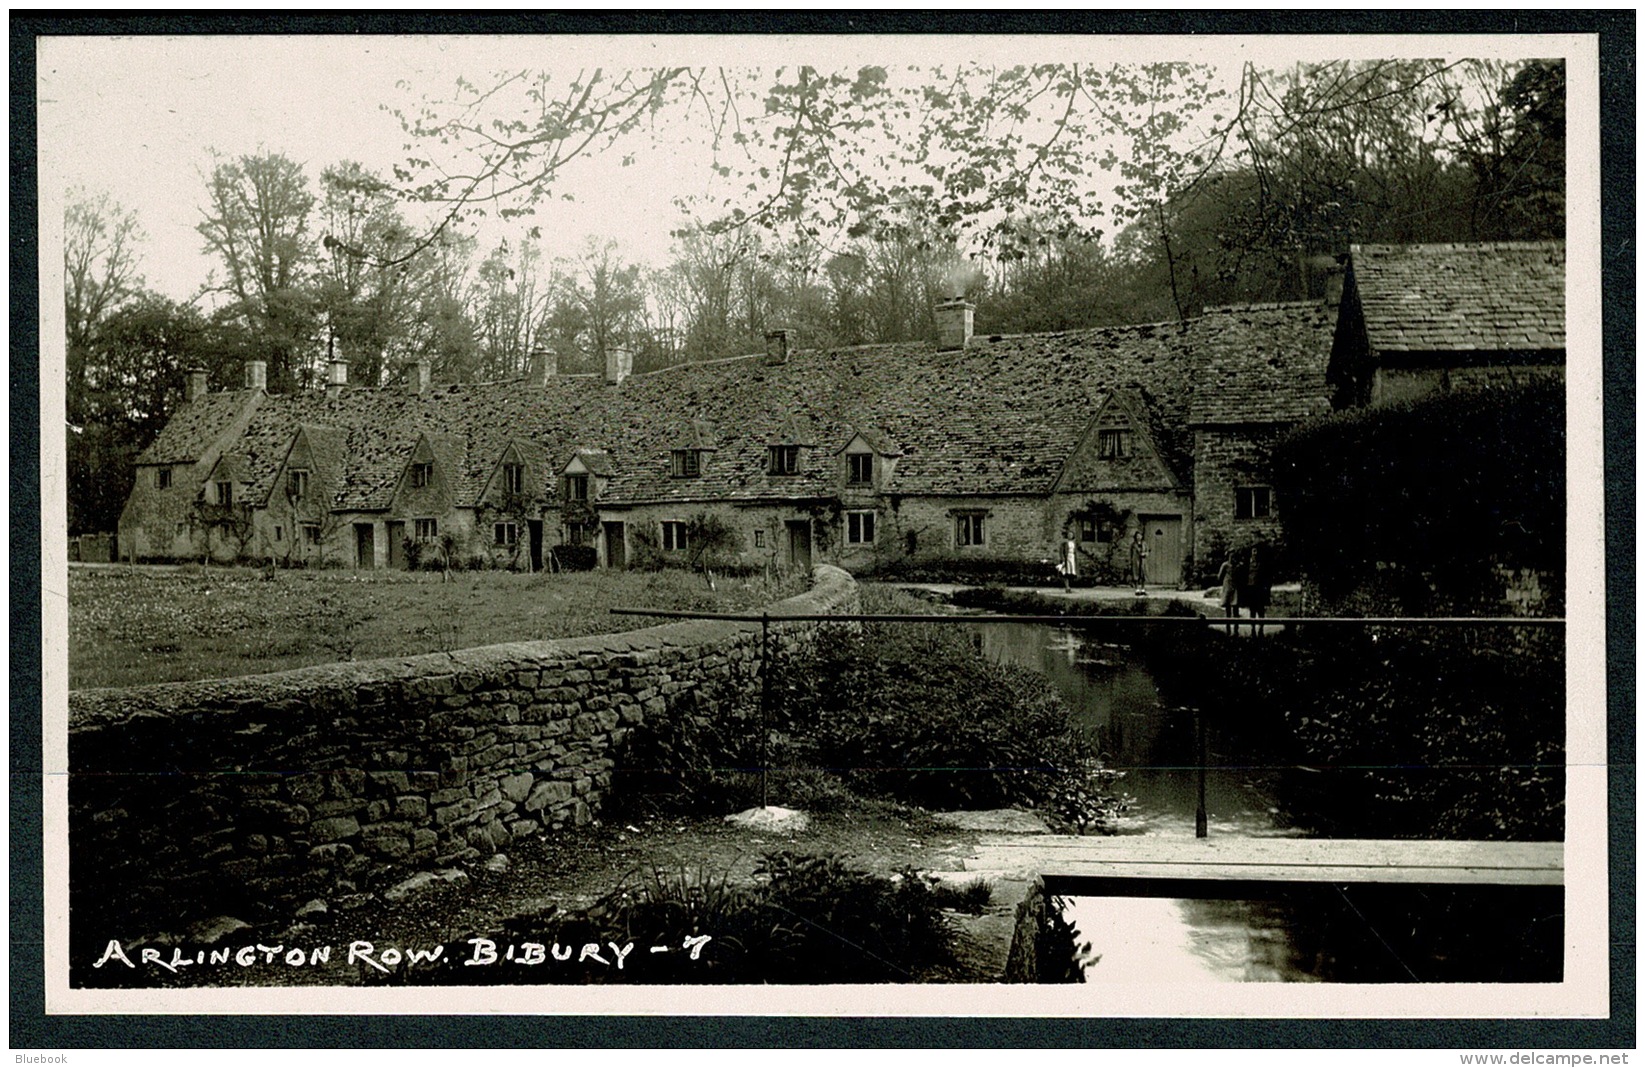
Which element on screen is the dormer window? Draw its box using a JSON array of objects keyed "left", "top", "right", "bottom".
[
  {"left": 214, "top": 481, "right": 234, "bottom": 507},
  {"left": 411, "top": 462, "right": 433, "bottom": 489},
  {"left": 847, "top": 452, "right": 874, "bottom": 485},
  {"left": 563, "top": 473, "right": 590, "bottom": 501},
  {"left": 502, "top": 462, "right": 525, "bottom": 496},
  {"left": 287, "top": 469, "right": 310, "bottom": 500},
  {"left": 672, "top": 449, "right": 702, "bottom": 478},
  {"left": 1098, "top": 428, "right": 1134, "bottom": 459},
  {"left": 768, "top": 445, "right": 801, "bottom": 476}
]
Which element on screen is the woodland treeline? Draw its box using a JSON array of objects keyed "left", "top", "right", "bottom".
[{"left": 66, "top": 58, "right": 1564, "bottom": 534}]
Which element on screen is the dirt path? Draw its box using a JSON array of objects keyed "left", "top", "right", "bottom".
[{"left": 140, "top": 802, "right": 1000, "bottom": 987}]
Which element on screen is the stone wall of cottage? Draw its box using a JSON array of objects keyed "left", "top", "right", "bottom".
[
  {"left": 1191, "top": 426, "right": 1288, "bottom": 582},
  {"left": 67, "top": 565, "right": 859, "bottom": 945}
]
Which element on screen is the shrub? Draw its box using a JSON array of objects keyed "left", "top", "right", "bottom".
[
  {"left": 1271, "top": 380, "right": 1563, "bottom": 609},
  {"left": 397, "top": 851, "right": 963, "bottom": 985},
  {"left": 554, "top": 544, "right": 598, "bottom": 572}
]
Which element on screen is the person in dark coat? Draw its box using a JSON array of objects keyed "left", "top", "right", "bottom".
[{"left": 1245, "top": 544, "right": 1272, "bottom": 632}]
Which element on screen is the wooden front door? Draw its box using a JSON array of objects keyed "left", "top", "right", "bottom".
[
  {"left": 528, "top": 519, "right": 544, "bottom": 572},
  {"left": 354, "top": 523, "right": 375, "bottom": 569},
  {"left": 603, "top": 522, "right": 626, "bottom": 570},
  {"left": 1139, "top": 514, "right": 1184, "bottom": 586},
  {"left": 386, "top": 520, "right": 405, "bottom": 569},
  {"left": 785, "top": 519, "right": 812, "bottom": 572}
]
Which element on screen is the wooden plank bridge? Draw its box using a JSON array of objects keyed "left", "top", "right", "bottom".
[{"left": 965, "top": 835, "right": 1564, "bottom": 888}]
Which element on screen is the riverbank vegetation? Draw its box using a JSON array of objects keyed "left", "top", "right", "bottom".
[
  {"left": 948, "top": 585, "right": 1562, "bottom": 841},
  {"left": 615, "top": 586, "right": 1124, "bottom": 829},
  {"left": 397, "top": 851, "right": 989, "bottom": 986}
]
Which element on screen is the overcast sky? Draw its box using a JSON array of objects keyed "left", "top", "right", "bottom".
[{"left": 38, "top": 32, "right": 1575, "bottom": 306}]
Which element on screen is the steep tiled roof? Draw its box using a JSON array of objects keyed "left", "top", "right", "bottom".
[
  {"left": 1189, "top": 303, "right": 1336, "bottom": 425},
  {"left": 163, "top": 302, "right": 1334, "bottom": 511},
  {"left": 1349, "top": 241, "right": 1565, "bottom": 353},
  {"left": 136, "top": 390, "right": 261, "bottom": 464}
]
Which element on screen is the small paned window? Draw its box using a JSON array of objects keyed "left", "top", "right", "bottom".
[
  {"left": 661, "top": 521, "right": 689, "bottom": 552},
  {"left": 1098, "top": 428, "right": 1134, "bottom": 459},
  {"left": 1078, "top": 517, "right": 1098, "bottom": 543},
  {"left": 672, "top": 450, "right": 702, "bottom": 478},
  {"left": 846, "top": 511, "right": 876, "bottom": 545},
  {"left": 494, "top": 522, "right": 518, "bottom": 547},
  {"left": 503, "top": 463, "right": 525, "bottom": 495},
  {"left": 768, "top": 445, "right": 800, "bottom": 475},
  {"left": 847, "top": 452, "right": 874, "bottom": 485},
  {"left": 563, "top": 474, "right": 589, "bottom": 501},
  {"left": 301, "top": 523, "right": 321, "bottom": 546},
  {"left": 155, "top": 467, "right": 172, "bottom": 489},
  {"left": 1235, "top": 486, "right": 1273, "bottom": 520},
  {"left": 215, "top": 481, "right": 234, "bottom": 506},
  {"left": 411, "top": 462, "right": 433, "bottom": 489},
  {"left": 287, "top": 469, "right": 310, "bottom": 500},
  {"left": 753, "top": 529, "right": 765, "bottom": 549},
  {"left": 275, "top": 526, "right": 283, "bottom": 542},
  {"left": 955, "top": 512, "right": 986, "bottom": 548},
  {"left": 414, "top": 518, "right": 439, "bottom": 541}
]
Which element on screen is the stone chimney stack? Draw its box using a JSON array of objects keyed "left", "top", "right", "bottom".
[
  {"left": 244, "top": 360, "right": 268, "bottom": 392},
  {"left": 185, "top": 368, "right": 208, "bottom": 403},
  {"left": 403, "top": 358, "right": 431, "bottom": 395},
  {"left": 1324, "top": 264, "right": 1347, "bottom": 309},
  {"left": 764, "top": 329, "right": 790, "bottom": 366},
  {"left": 936, "top": 298, "right": 975, "bottom": 351},
  {"left": 327, "top": 357, "right": 349, "bottom": 398},
  {"left": 605, "top": 346, "right": 632, "bottom": 386},
  {"left": 528, "top": 346, "right": 557, "bottom": 387}
]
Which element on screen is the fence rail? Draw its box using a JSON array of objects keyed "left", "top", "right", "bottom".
[{"left": 610, "top": 608, "right": 1564, "bottom": 627}]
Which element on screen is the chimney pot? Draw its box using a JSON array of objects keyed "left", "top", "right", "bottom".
[
  {"left": 1324, "top": 265, "right": 1347, "bottom": 309},
  {"left": 604, "top": 346, "right": 632, "bottom": 386},
  {"left": 244, "top": 360, "right": 268, "bottom": 392},
  {"left": 936, "top": 299, "right": 975, "bottom": 351},
  {"left": 764, "top": 329, "right": 790, "bottom": 366},
  {"left": 529, "top": 346, "right": 557, "bottom": 386},
  {"left": 403, "top": 359, "right": 431, "bottom": 395},
  {"left": 185, "top": 368, "right": 208, "bottom": 403},
  {"left": 327, "top": 358, "right": 349, "bottom": 398}
]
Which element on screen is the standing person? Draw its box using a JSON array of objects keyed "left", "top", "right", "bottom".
[
  {"left": 1245, "top": 544, "right": 1272, "bottom": 634},
  {"left": 1057, "top": 537, "right": 1078, "bottom": 592},
  {"left": 1129, "top": 529, "right": 1149, "bottom": 595},
  {"left": 1217, "top": 550, "right": 1240, "bottom": 631}
]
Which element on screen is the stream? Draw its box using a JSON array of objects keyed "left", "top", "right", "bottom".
[{"left": 979, "top": 622, "right": 1562, "bottom": 984}]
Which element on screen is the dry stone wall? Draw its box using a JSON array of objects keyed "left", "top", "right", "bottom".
[{"left": 68, "top": 566, "right": 858, "bottom": 945}]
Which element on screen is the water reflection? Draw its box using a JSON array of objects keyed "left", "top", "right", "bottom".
[
  {"left": 977, "top": 623, "right": 1293, "bottom": 837},
  {"left": 1062, "top": 886, "right": 1563, "bottom": 984}
]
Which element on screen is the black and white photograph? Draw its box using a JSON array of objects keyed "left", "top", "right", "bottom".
[{"left": 29, "top": 23, "right": 1613, "bottom": 1029}]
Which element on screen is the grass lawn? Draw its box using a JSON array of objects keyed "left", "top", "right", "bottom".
[{"left": 69, "top": 565, "right": 809, "bottom": 690}]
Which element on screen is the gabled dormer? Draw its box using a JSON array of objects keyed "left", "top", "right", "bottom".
[
  {"left": 670, "top": 418, "right": 717, "bottom": 479},
  {"left": 766, "top": 414, "right": 817, "bottom": 476},
  {"left": 388, "top": 432, "right": 461, "bottom": 516},
  {"left": 836, "top": 427, "right": 902, "bottom": 492},
  {"left": 478, "top": 439, "right": 547, "bottom": 508},
  {"left": 560, "top": 448, "right": 612, "bottom": 503},
  {"left": 267, "top": 424, "right": 346, "bottom": 522},
  {"left": 1053, "top": 393, "right": 1181, "bottom": 494},
  {"left": 198, "top": 453, "right": 248, "bottom": 509}
]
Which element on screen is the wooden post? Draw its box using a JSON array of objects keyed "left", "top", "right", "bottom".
[
  {"left": 760, "top": 612, "right": 771, "bottom": 810},
  {"left": 1195, "top": 709, "right": 1209, "bottom": 839}
]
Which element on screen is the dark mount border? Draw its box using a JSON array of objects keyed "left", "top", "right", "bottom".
[{"left": 11, "top": 9, "right": 1634, "bottom": 1051}]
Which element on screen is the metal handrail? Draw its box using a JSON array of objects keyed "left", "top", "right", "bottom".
[{"left": 609, "top": 608, "right": 1564, "bottom": 626}]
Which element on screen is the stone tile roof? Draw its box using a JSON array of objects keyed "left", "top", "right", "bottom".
[
  {"left": 1349, "top": 241, "right": 1565, "bottom": 353},
  {"left": 1189, "top": 303, "right": 1337, "bottom": 425},
  {"left": 136, "top": 390, "right": 261, "bottom": 464},
  {"left": 171, "top": 302, "right": 1334, "bottom": 511}
]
